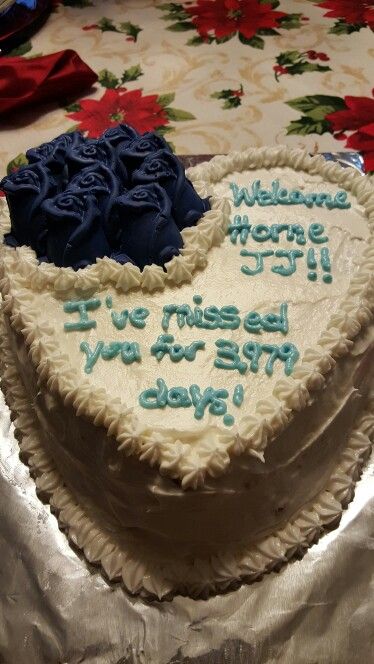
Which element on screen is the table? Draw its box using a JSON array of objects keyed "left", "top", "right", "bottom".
[{"left": 0, "top": 0, "right": 373, "bottom": 176}]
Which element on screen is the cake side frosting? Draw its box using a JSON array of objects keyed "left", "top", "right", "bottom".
[
  {"left": 0, "top": 147, "right": 373, "bottom": 488},
  {"left": 0, "top": 145, "right": 373, "bottom": 599},
  {"left": 1, "top": 311, "right": 372, "bottom": 598}
]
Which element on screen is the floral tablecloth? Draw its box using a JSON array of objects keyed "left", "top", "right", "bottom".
[{"left": 0, "top": 0, "right": 373, "bottom": 178}]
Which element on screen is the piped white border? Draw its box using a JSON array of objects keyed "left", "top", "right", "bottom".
[
  {"left": 0, "top": 183, "right": 229, "bottom": 298},
  {"left": 0, "top": 147, "right": 373, "bottom": 488},
  {"left": 1, "top": 316, "right": 372, "bottom": 599}
]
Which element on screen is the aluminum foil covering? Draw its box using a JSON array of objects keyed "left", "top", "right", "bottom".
[{"left": 0, "top": 152, "right": 373, "bottom": 664}]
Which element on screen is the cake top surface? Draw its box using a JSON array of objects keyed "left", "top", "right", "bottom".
[{"left": 1, "top": 145, "right": 373, "bottom": 487}]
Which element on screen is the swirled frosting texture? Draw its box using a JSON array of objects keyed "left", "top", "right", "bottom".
[{"left": 0, "top": 126, "right": 210, "bottom": 270}]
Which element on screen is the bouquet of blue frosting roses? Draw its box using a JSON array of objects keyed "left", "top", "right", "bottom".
[{"left": 0, "top": 125, "right": 210, "bottom": 270}]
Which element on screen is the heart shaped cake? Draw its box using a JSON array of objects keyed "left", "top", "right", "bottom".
[{"left": 0, "top": 130, "right": 373, "bottom": 599}]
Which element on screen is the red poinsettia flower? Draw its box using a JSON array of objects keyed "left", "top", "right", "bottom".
[
  {"left": 318, "top": 0, "right": 374, "bottom": 30},
  {"left": 66, "top": 88, "right": 169, "bottom": 138},
  {"left": 326, "top": 89, "right": 374, "bottom": 172},
  {"left": 185, "top": 0, "right": 286, "bottom": 41}
]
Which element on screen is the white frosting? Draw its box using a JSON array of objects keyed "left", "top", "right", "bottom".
[
  {"left": 40, "top": 166, "right": 366, "bottom": 432},
  {"left": 1, "top": 314, "right": 372, "bottom": 598},
  {"left": 1, "top": 147, "right": 373, "bottom": 485},
  {"left": 0, "top": 146, "right": 373, "bottom": 597}
]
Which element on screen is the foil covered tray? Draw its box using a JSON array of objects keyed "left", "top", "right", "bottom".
[{"left": 0, "top": 152, "right": 372, "bottom": 664}]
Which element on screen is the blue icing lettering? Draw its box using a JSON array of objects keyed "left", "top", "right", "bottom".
[
  {"left": 101, "top": 341, "right": 122, "bottom": 360},
  {"left": 307, "top": 247, "right": 317, "bottom": 269},
  {"left": 230, "top": 182, "right": 256, "bottom": 207},
  {"left": 111, "top": 307, "right": 149, "bottom": 330},
  {"left": 320, "top": 244, "right": 330, "bottom": 264},
  {"left": 214, "top": 339, "right": 247, "bottom": 375},
  {"left": 229, "top": 179, "right": 351, "bottom": 209},
  {"left": 251, "top": 224, "right": 271, "bottom": 242},
  {"left": 219, "top": 305, "right": 241, "bottom": 329},
  {"left": 315, "top": 192, "right": 333, "bottom": 209},
  {"left": 257, "top": 189, "right": 273, "bottom": 206},
  {"left": 271, "top": 249, "right": 304, "bottom": 277},
  {"left": 240, "top": 249, "right": 274, "bottom": 276},
  {"left": 214, "top": 340, "right": 300, "bottom": 376},
  {"left": 151, "top": 334, "right": 205, "bottom": 362},
  {"left": 308, "top": 223, "right": 328, "bottom": 244},
  {"left": 263, "top": 303, "right": 289, "bottom": 333},
  {"left": 161, "top": 303, "right": 179, "bottom": 331},
  {"left": 121, "top": 341, "right": 141, "bottom": 364},
  {"left": 228, "top": 214, "right": 251, "bottom": 245},
  {"left": 80, "top": 341, "right": 103, "bottom": 373},
  {"left": 289, "top": 190, "right": 304, "bottom": 204},
  {"left": 162, "top": 298, "right": 240, "bottom": 331},
  {"left": 139, "top": 378, "right": 168, "bottom": 409},
  {"left": 334, "top": 190, "right": 350, "bottom": 208},
  {"left": 277, "top": 187, "right": 289, "bottom": 204},
  {"left": 287, "top": 224, "right": 306, "bottom": 245},
  {"left": 243, "top": 303, "right": 288, "bottom": 335},
  {"left": 190, "top": 384, "right": 229, "bottom": 419},
  {"left": 129, "top": 307, "right": 149, "bottom": 328},
  {"left": 243, "top": 311, "right": 262, "bottom": 334},
  {"left": 278, "top": 342, "right": 300, "bottom": 376},
  {"left": 139, "top": 381, "right": 231, "bottom": 422},
  {"left": 270, "top": 223, "right": 289, "bottom": 243},
  {"left": 80, "top": 339, "right": 141, "bottom": 373},
  {"left": 230, "top": 220, "right": 326, "bottom": 247},
  {"left": 261, "top": 344, "right": 282, "bottom": 376},
  {"left": 321, "top": 247, "right": 332, "bottom": 283},
  {"left": 111, "top": 309, "right": 129, "bottom": 330},
  {"left": 307, "top": 247, "right": 317, "bottom": 281},
  {"left": 306, "top": 247, "right": 333, "bottom": 283},
  {"left": 233, "top": 384, "right": 244, "bottom": 407},
  {"left": 242, "top": 341, "right": 262, "bottom": 372},
  {"left": 64, "top": 298, "right": 101, "bottom": 332},
  {"left": 167, "top": 387, "right": 192, "bottom": 408},
  {"left": 303, "top": 192, "right": 317, "bottom": 208}
]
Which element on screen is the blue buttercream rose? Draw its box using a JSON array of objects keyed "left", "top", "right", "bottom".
[
  {"left": 1, "top": 162, "right": 59, "bottom": 256},
  {"left": 67, "top": 163, "right": 124, "bottom": 245},
  {"left": 117, "top": 132, "right": 172, "bottom": 174},
  {"left": 101, "top": 123, "right": 139, "bottom": 148},
  {"left": 132, "top": 149, "right": 210, "bottom": 229},
  {"left": 26, "top": 131, "right": 84, "bottom": 174},
  {"left": 112, "top": 183, "right": 182, "bottom": 269},
  {"left": 42, "top": 192, "right": 110, "bottom": 269},
  {"left": 2, "top": 129, "right": 209, "bottom": 272},
  {"left": 66, "top": 139, "right": 128, "bottom": 186}
]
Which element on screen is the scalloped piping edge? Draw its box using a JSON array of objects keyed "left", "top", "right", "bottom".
[
  {"left": 0, "top": 186, "right": 229, "bottom": 298},
  {"left": 1, "top": 313, "right": 373, "bottom": 599},
  {"left": 0, "top": 147, "right": 373, "bottom": 488}
]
